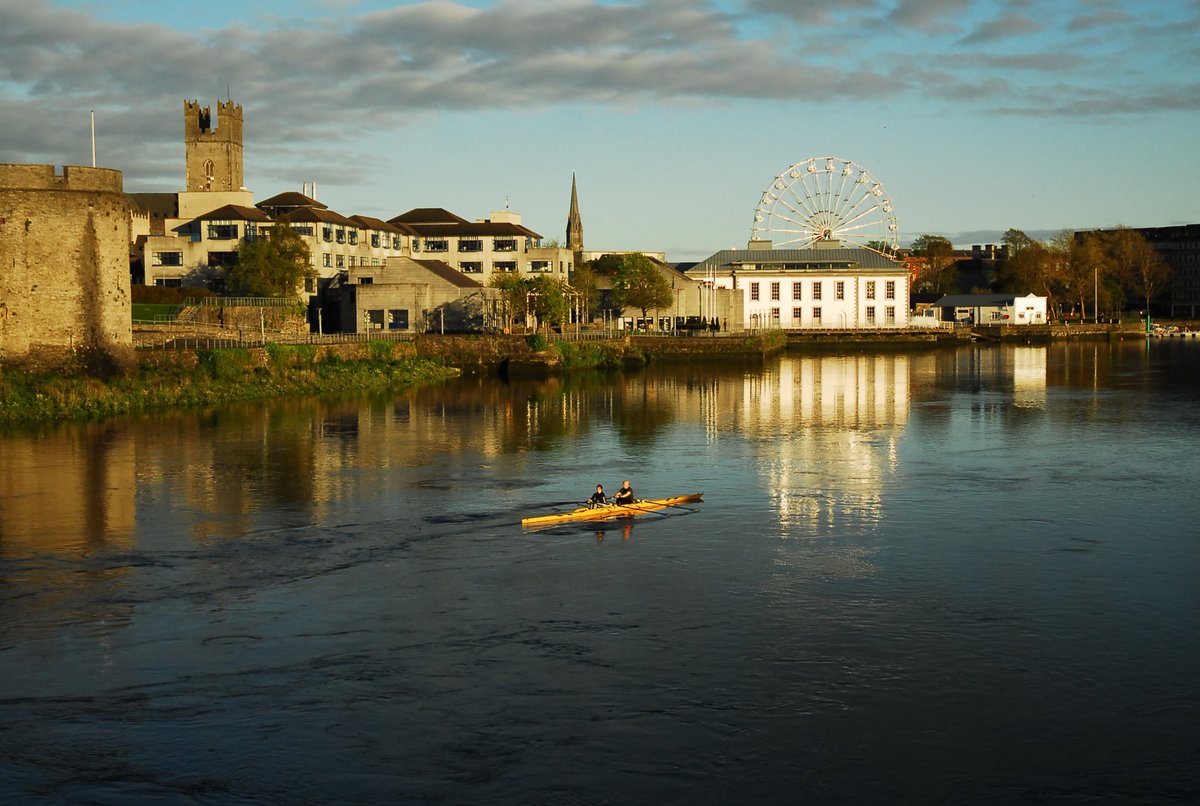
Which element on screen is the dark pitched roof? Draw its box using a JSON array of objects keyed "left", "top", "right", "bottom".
[
  {"left": 257, "top": 191, "right": 327, "bottom": 211},
  {"left": 350, "top": 215, "right": 403, "bottom": 234},
  {"left": 281, "top": 207, "right": 360, "bottom": 227},
  {"left": 388, "top": 208, "right": 470, "bottom": 225},
  {"left": 411, "top": 258, "right": 484, "bottom": 288},
  {"left": 689, "top": 247, "right": 902, "bottom": 273},
  {"left": 195, "top": 204, "right": 272, "bottom": 222},
  {"left": 127, "top": 192, "right": 178, "bottom": 217},
  {"left": 404, "top": 221, "right": 540, "bottom": 239},
  {"left": 932, "top": 293, "right": 1034, "bottom": 307}
]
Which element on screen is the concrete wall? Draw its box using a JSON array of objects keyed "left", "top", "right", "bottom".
[{"left": 0, "top": 164, "right": 133, "bottom": 368}]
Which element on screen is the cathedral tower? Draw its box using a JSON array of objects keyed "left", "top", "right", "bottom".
[
  {"left": 184, "top": 99, "right": 244, "bottom": 192},
  {"left": 566, "top": 172, "right": 583, "bottom": 253}
]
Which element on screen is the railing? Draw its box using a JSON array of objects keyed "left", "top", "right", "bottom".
[
  {"left": 186, "top": 296, "right": 299, "bottom": 308},
  {"left": 134, "top": 321, "right": 416, "bottom": 350}
]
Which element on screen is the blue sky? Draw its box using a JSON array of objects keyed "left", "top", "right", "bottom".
[{"left": 2, "top": 0, "right": 1197, "bottom": 260}]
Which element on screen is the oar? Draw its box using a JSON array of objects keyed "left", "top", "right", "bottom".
[{"left": 615, "top": 499, "right": 699, "bottom": 517}]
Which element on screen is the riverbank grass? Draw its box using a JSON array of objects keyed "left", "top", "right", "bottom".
[{"left": 0, "top": 345, "right": 458, "bottom": 425}]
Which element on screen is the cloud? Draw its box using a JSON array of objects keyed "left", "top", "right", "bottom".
[
  {"left": 888, "top": 0, "right": 973, "bottom": 34},
  {"left": 1, "top": 0, "right": 1197, "bottom": 190},
  {"left": 959, "top": 11, "right": 1042, "bottom": 44}
]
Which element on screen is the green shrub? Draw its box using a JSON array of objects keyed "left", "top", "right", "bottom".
[
  {"left": 196, "top": 348, "right": 253, "bottom": 381},
  {"left": 265, "top": 343, "right": 317, "bottom": 368},
  {"left": 526, "top": 333, "right": 549, "bottom": 352},
  {"left": 368, "top": 341, "right": 395, "bottom": 362}
]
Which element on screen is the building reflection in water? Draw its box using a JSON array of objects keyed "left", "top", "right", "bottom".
[{"left": 735, "top": 354, "right": 911, "bottom": 541}]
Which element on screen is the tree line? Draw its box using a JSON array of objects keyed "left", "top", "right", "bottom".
[
  {"left": 909, "top": 227, "right": 1171, "bottom": 319},
  {"left": 489, "top": 253, "right": 674, "bottom": 331}
]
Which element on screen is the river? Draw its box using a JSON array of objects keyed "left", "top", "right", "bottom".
[{"left": 2, "top": 340, "right": 1198, "bottom": 803}]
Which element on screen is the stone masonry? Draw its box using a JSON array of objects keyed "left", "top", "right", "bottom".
[{"left": 0, "top": 164, "right": 133, "bottom": 368}]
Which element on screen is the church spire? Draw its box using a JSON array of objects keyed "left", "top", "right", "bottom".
[{"left": 566, "top": 172, "right": 583, "bottom": 253}]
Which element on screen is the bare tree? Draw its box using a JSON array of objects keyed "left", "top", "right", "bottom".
[{"left": 1107, "top": 227, "right": 1171, "bottom": 314}]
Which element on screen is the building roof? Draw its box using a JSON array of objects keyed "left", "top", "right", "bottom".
[
  {"left": 127, "top": 192, "right": 178, "bottom": 217},
  {"left": 688, "top": 246, "right": 902, "bottom": 274},
  {"left": 932, "top": 293, "right": 1037, "bottom": 307},
  {"left": 256, "top": 191, "right": 327, "bottom": 211},
  {"left": 404, "top": 221, "right": 540, "bottom": 239},
  {"left": 350, "top": 214, "right": 403, "bottom": 234},
  {"left": 386, "top": 207, "right": 542, "bottom": 239},
  {"left": 411, "top": 258, "right": 484, "bottom": 288},
  {"left": 388, "top": 208, "right": 470, "bottom": 226},
  {"left": 195, "top": 204, "right": 273, "bottom": 222},
  {"left": 281, "top": 206, "right": 360, "bottom": 228}
]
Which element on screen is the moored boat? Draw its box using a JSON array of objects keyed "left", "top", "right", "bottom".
[{"left": 521, "top": 493, "right": 703, "bottom": 528}]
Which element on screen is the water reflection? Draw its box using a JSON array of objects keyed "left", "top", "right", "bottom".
[
  {"left": 6, "top": 343, "right": 1194, "bottom": 561},
  {"left": 2, "top": 341, "right": 1198, "bottom": 802}
]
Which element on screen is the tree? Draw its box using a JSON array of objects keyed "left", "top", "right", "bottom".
[
  {"left": 528, "top": 274, "right": 569, "bottom": 331},
  {"left": 488, "top": 272, "right": 529, "bottom": 328},
  {"left": 569, "top": 263, "right": 599, "bottom": 321},
  {"left": 1010, "top": 239, "right": 1064, "bottom": 316},
  {"left": 910, "top": 234, "right": 956, "bottom": 294},
  {"left": 227, "top": 223, "right": 313, "bottom": 297},
  {"left": 1107, "top": 227, "right": 1171, "bottom": 314},
  {"left": 1001, "top": 228, "right": 1035, "bottom": 257},
  {"left": 1061, "top": 231, "right": 1111, "bottom": 320},
  {"left": 611, "top": 253, "right": 675, "bottom": 323}
]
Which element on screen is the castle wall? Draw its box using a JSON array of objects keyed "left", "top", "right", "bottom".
[{"left": 0, "top": 164, "right": 133, "bottom": 367}]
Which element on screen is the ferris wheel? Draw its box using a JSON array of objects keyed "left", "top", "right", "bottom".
[{"left": 751, "top": 157, "right": 899, "bottom": 255}]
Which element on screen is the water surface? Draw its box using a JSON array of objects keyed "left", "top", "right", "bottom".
[{"left": 2, "top": 340, "right": 1198, "bottom": 803}]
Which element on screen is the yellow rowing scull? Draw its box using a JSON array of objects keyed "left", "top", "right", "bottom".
[{"left": 521, "top": 493, "right": 704, "bottom": 528}]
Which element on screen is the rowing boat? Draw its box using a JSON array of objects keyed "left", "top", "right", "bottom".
[{"left": 521, "top": 493, "right": 703, "bottom": 528}]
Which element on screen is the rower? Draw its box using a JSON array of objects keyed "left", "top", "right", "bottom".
[
  {"left": 614, "top": 480, "right": 635, "bottom": 505},
  {"left": 587, "top": 484, "right": 608, "bottom": 508}
]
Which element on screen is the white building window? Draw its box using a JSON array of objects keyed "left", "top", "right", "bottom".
[
  {"left": 886, "top": 280, "right": 896, "bottom": 300},
  {"left": 866, "top": 306, "right": 876, "bottom": 324},
  {"left": 813, "top": 282, "right": 822, "bottom": 300},
  {"left": 866, "top": 281, "right": 876, "bottom": 300},
  {"left": 836, "top": 281, "right": 845, "bottom": 300},
  {"left": 750, "top": 282, "right": 760, "bottom": 301},
  {"left": 792, "top": 282, "right": 802, "bottom": 301},
  {"left": 770, "top": 282, "right": 780, "bottom": 301}
]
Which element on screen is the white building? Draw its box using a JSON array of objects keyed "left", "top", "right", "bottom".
[
  {"left": 685, "top": 241, "right": 911, "bottom": 329},
  {"left": 390, "top": 207, "right": 574, "bottom": 285},
  {"left": 931, "top": 293, "right": 1048, "bottom": 325}
]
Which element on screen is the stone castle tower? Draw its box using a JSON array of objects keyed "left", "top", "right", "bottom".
[
  {"left": 0, "top": 165, "right": 132, "bottom": 369},
  {"left": 184, "top": 99, "right": 244, "bottom": 192},
  {"left": 566, "top": 172, "right": 583, "bottom": 253}
]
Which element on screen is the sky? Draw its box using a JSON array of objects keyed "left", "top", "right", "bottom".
[{"left": 2, "top": 0, "right": 1198, "bottom": 261}]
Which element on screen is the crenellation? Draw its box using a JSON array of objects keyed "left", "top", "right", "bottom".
[
  {"left": 0, "top": 164, "right": 124, "bottom": 193},
  {"left": 184, "top": 99, "right": 244, "bottom": 192}
]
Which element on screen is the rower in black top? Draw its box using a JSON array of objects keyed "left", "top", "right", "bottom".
[
  {"left": 587, "top": 484, "right": 608, "bottom": 508},
  {"left": 613, "top": 480, "right": 635, "bottom": 505}
]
